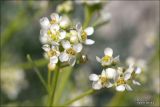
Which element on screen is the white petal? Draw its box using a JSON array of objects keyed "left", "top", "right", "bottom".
[
  {"left": 51, "top": 41, "right": 59, "bottom": 46},
  {"left": 113, "top": 56, "right": 120, "bottom": 63},
  {"left": 76, "top": 23, "right": 82, "bottom": 31},
  {"left": 126, "top": 57, "right": 135, "bottom": 66},
  {"left": 104, "top": 48, "right": 113, "bottom": 57},
  {"left": 125, "top": 84, "right": 133, "bottom": 91},
  {"left": 40, "top": 17, "right": 50, "bottom": 29},
  {"left": 106, "top": 68, "right": 117, "bottom": 79},
  {"left": 59, "top": 17, "right": 70, "bottom": 28},
  {"left": 61, "top": 40, "right": 71, "bottom": 49},
  {"left": 85, "top": 39, "right": 95, "bottom": 45},
  {"left": 73, "top": 43, "right": 83, "bottom": 53},
  {"left": 50, "top": 24, "right": 59, "bottom": 32},
  {"left": 68, "top": 57, "right": 76, "bottom": 66},
  {"left": 70, "top": 35, "right": 78, "bottom": 43},
  {"left": 132, "top": 80, "right": 141, "bottom": 85},
  {"left": 92, "top": 81, "right": 102, "bottom": 90},
  {"left": 59, "top": 31, "right": 66, "bottom": 39},
  {"left": 126, "top": 66, "right": 134, "bottom": 74},
  {"left": 116, "top": 85, "right": 125, "bottom": 92},
  {"left": 101, "top": 69, "right": 106, "bottom": 77},
  {"left": 89, "top": 74, "right": 99, "bottom": 81},
  {"left": 42, "top": 44, "right": 50, "bottom": 52},
  {"left": 106, "top": 82, "right": 113, "bottom": 88},
  {"left": 40, "top": 35, "right": 48, "bottom": 44},
  {"left": 59, "top": 52, "right": 69, "bottom": 62},
  {"left": 50, "top": 56, "right": 58, "bottom": 64},
  {"left": 135, "top": 67, "right": 142, "bottom": 74},
  {"left": 84, "top": 27, "right": 94, "bottom": 36},
  {"left": 96, "top": 56, "right": 101, "bottom": 62},
  {"left": 124, "top": 72, "right": 131, "bottom": 81},
  {"left": 50, "top": 13, "right": 59, "bottom": 22}
]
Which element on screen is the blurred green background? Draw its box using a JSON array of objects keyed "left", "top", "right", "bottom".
[{"left": 0, "top": 0, "right": 159, "bottom": 106}]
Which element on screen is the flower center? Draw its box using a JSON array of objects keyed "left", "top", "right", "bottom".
[
  {"left": 47, "top": 30, "right": 59, "bottom": 42},
  {"left": 66, "top": 48, "right": 76, "bottom": 56},
  {"left": 47, "top": 50, "right": 57, "bottom": 57},
  {"left": 117, "top": 78, "right": 126, "bottom": 86},
  {"left": 102, "top": 55, "right": 111, "bottom": 62},
  {"left": 50, "top": 19, "right": 56, "bottom": 24},
  {"left": 81, "top": 31, "right": 87, "bottom": 41},
  {"left": 100, "top": 76, "right": 108, "bottom": 86}
]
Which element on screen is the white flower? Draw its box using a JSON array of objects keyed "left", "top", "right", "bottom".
[
  {"left": 124, "top": 64, "right": 142, "bottom": 86},
  {"left": 40, "top": 17, "right": 51, "bottom": 30},
  {"left": 89, "top": 69, "right": 113, "bottom": 90},
  {"left": 50, "top": 13, "right": 61, "bottom": 24},
  {"left": 76, "top": 23, "right": 95, "bottom": 45},
  {"left": 42, "top": 44, "right": 60, "bottom": 64},
  {"left": 69, "top": 30, "right": 79, "bottom": 43},
  {"left": 59, "top": 16, "right": 71, "bottom": 29},
  {"left": 59, "top": 40, "right": 83, "bottom": 66},
  {"left": 47, "top": 27, "right": 66, "bottom": 45},
  {"left": 96, "top": 47, "right": 120, "bottom": 67},
  {"left": 57, "top": 1, "right": 73, "bottom": 13},
  {"left": 114, "top": 71, "right": 133, "bottom": 92}
]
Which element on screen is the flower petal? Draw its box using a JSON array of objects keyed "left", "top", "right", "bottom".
[
  {"left": 85, "top": 39, "right": 95, "bottom": 45},
  {"left": 135, "top": 67, "right": 142, "bottom": 74},
  {"left": 106, "top": 82, "right": 113, "bottom": 88},
  {"left": 89, "top": 74, "right": 99, "bottom": 81},
  {"left": 51, "top": 41, "right": 59, "bottom": 46},
  {"left": 61, "top": 40, "right": 71, "bottom": 49},
  {"left": 124, "top": 72, "right": 131, "bottom": 81},
  {"left": 76, "top": 23, "right": 82, "bottom": 31},
  {"left": 113, "top": 55, "right": 120, "bottom": 63},
  {"left": 40, "top": 17, "right": 50, "bottom": 29},
  {"left": 84, "top": 27, "right": 94, "bottom": 36},
  {"left": 50, "top": 24, "right": 60, "bottom": 32},
  {"left": 59, "top": 52, "right": 69, "bottom": 62},
  {"left": 50, "top": 56, "right": 58, "bottom": 64},
  {"left": 125, "top": 84, "right": 133, "bottom": 91},
  {"left": 101, "top": 69, "right": 106, "bottom": 77},
  {"left": 50, "top": 13, "right": 59, "bottom": 22},
  {"left": 132, "top": 80, "right": 141, "bottom": 85},
  {"left": 68, "top": 57, "right": 76, "bottom": 66},
  {"left": 96, "top": 56, "right": 101, "bottom": 62},
  {"left": 116, "top": 85, "right": 125, "bottom": 92},
  {"left": 73, "top": 43, "right": 83, "bottom": 53},
  {"left": 42, "top": 44, "right": 50, "bottom": 52},
  {"left": 106, "top": 68, "right": 117, "bottom": 79},
  {"left": 59, "top": 31, "right": 66, "bottom": 39},
  {"left": 104, "top": 47, "right": 113, "bottom": 57},
  {"left": 92, "top": 81, "right": 102, "bottom": 90}
]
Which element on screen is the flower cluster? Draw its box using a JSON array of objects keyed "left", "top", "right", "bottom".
[
  {"left": 39, "top": 13, "right": 95, "bottom": 68},
  {"left": 89, "top": 47, "right": 142, "bottom": 91}
]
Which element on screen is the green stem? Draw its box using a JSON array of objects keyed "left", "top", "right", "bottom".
[
  {"left": 83, "top": 5, "right": 93, "bottom": 28},
  {"left": 48, "top": 70, "right": 52, "bottom": 91},
  {"left": 49, "top": 66, "right": 60, "bottom": 106},
  {"left": 27, "top": 54, "right": 49, "bottom": 93},
  {"left": 62, "top": 89, "right": 96, "bottom": 106}
]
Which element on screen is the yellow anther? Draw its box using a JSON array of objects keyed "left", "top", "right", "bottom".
[
  {"left": 102, "top": 55, "right": 111, "bottom": 62},
  {"left": 117, "top": 78, "right": 126, "bottom": 86},
  {"left": 47, "top": 50, "right": 57, "bottom": 57},
  {"left": 100, "top": 76, "right": 108, "bottom": 86},
  {"left": 47, "top": 30, "right": 52, "bottom": 35},
  {"left": 66, "top": 48, "right": 76, "bottom": 55},
  {"left": 50, "top": 19, "right": 56, "bottom": 24},
  {"left": 81, "top": 31, "right": 87, "bottom": 41}
]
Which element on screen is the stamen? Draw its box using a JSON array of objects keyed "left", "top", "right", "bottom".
[
  {"left": 66, "top": 48, "right": 76, "bottom": 55},
  {"left": 81, "top": 31, "right": 87, "bottom": 41},
  {"left": 117, "top": 77, "right": 126, "bottom": 86},
  {"left": 102, "top": 55, "right": 111, "bottom": 62}
]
